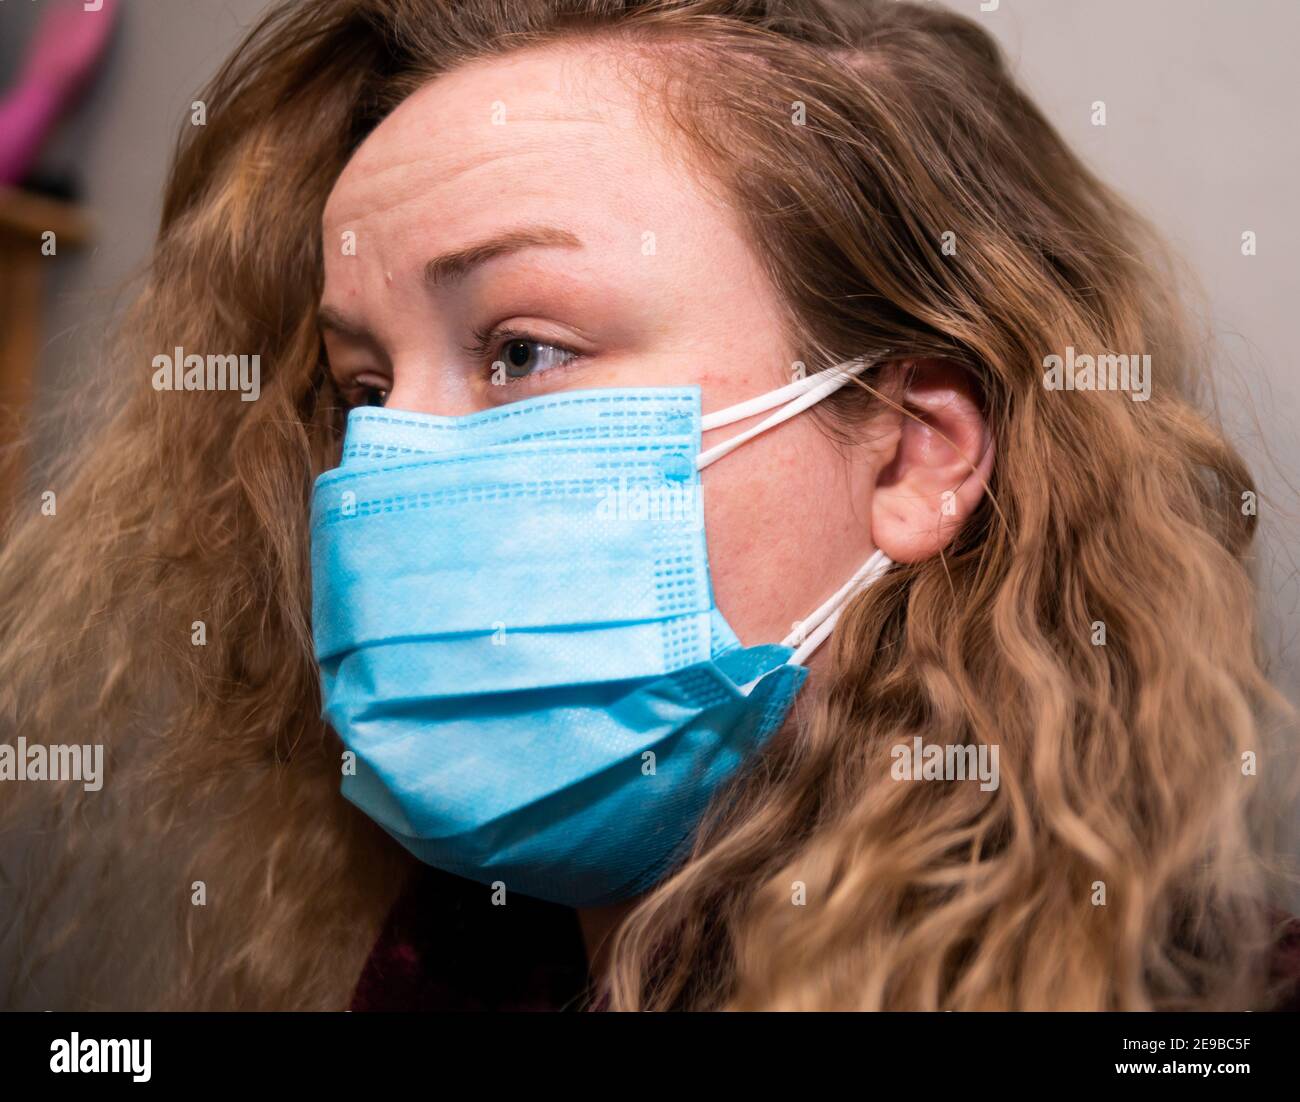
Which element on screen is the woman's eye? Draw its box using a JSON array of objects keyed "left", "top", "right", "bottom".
[
  {"left": 350, "top": 383, "right": 388, "bottom": 407},
  {"left": 495, "top": 338, "right": 576, "bottom": 380}
]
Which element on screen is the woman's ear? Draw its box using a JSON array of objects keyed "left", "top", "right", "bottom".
[{"left": 868, "top": 359, "right": 993, "bottom": 564}]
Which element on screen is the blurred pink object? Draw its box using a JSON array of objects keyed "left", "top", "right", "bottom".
[{"left": 0, "top": 0, "right": 121, "bottom": 186}]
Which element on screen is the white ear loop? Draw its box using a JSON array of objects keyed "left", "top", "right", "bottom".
[
  {"left": 696, "top": 357, "right": 873, "bottom": 470},
  {"left": 694, "top": 356, "right": 894, "bottom": 672},
  {"left": 782, "top": 547, "right": 892, "bottom": 666}
]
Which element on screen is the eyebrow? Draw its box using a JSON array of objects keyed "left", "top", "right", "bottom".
[
  {"left": 318, "top": 224, "right": 584, "bottom": 338},
  {"left": 317, "top": 305, "right": 374, "bottom": 341},
  {"left": 423, "top": 224, "right": 583, "bottom": 286}
]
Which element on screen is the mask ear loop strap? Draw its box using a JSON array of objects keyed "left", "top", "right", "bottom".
[
  {"left": 736, "top": 548, "right": 892, "bottom": 692},
  {"left": 782, "top": 547, "right": 893, "bottom": 666},
  {"left": 696, "top": 354, "right": 893, "bottom": 679},
  {"left": 696, "top": 357, "right": 872, "bottom": 471}
]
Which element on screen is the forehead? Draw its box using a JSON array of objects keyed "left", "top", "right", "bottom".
[{"left": 322, "top": 46, "right": 705, "bottom": 245}]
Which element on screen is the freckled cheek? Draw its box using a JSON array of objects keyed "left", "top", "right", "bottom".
[
  {"left": 700, "top": 442, "right": 803, "bottom": 647},
  {"left": 702, "top": 424, "right": 861, "bottom": 648}
]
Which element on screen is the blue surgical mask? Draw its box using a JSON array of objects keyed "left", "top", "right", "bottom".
[{"left": 310, "top": 360, "right": 892, "bottom": 908}]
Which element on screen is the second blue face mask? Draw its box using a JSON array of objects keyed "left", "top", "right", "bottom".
[{"left": 310, "top": 361, "right": 892, "bottom": 908}]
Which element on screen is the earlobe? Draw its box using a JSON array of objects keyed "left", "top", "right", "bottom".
[{"left": 869, "top": 360, "right": 993, "bottom": 564}]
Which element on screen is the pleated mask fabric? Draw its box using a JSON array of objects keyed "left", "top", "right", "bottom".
[{"left": 311, "top": 364, "right": 892, "bottom": 907}]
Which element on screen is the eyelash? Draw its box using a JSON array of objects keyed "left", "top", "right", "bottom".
[
  {"left": 338, "top": 325, "right": 584, "bottom": 408},
  {"left": 462, "top": 324, "right": 583, "bottom": 387}
]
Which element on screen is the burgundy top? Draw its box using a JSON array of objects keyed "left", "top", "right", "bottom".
[
  {"left": 350, "top": 863, "right": 1300, "bottom": 1012},
  {"left": 349, "top": 864, "right": 594, "bottom": 1012}
]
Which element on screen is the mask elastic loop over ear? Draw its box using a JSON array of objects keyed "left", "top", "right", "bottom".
[
  {"left": 693, "top": 355, "right": 896, "bottom": 672},
  {"left": 783, "top": 547, "right": 893, "bottom": 666},
  {"left": 696, "top": 356, "right": 874, "bottom": 470}
]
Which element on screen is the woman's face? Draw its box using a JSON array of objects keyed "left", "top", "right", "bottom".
[{"left": 320, "top": 46, "right": 987, "bottom": 652}]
